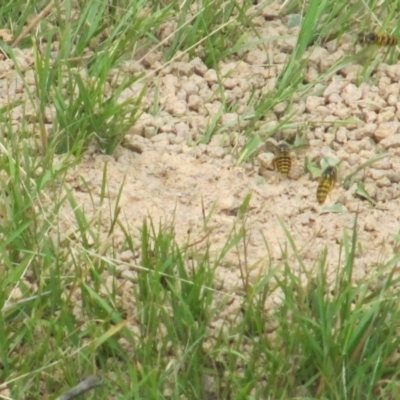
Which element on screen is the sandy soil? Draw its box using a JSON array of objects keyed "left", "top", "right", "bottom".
[{"left": 2, "top": 2, "right": 400, "bottom": 317}]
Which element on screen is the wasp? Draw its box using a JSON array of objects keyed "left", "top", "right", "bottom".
[
  {"left": 316, "top": 166, "right": 337, "bottom": 205},
  {"left": 358, "top": 32, "right": 398, "bottom": 46},
  {"left": 273, "top": 142, "right": 292, "bottom": 176}
]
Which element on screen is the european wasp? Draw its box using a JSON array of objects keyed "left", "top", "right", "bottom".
[
  {"left": 358, "top": 32, "right": 398, "bottom": 46},
  {"left": 316, "top": 166, "right": 337, "bottom": 205},
  {"left": 273, "top": 142, "right": 292, "bottom": 176}
]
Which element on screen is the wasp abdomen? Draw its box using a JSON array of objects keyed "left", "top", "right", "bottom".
[
  {"left": 273, "top": 143, "right": 291, "bottom": 176},
  {"left": 358, "top": 32, "right": 398, "bottom": 46},
  {"left": 317, "top": 166, "right": 337, "bottom": 205}
]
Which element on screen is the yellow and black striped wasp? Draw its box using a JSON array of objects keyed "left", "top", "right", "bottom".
[
  {"left": 358, "top": 32, "right": 398, "bottom": 46},
  {"left": 316, "top": 165, "right": 337, "bottom": 205},
  {"left": 273, "top": 142, "right": 292, "bottom": 176},
  {"left": 265, "top": 134, "right": 308, "bottom": 178}
]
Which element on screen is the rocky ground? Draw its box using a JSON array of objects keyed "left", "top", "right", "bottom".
[{"left": 2, "top": 1, "right": 400, "bottom": 312}]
